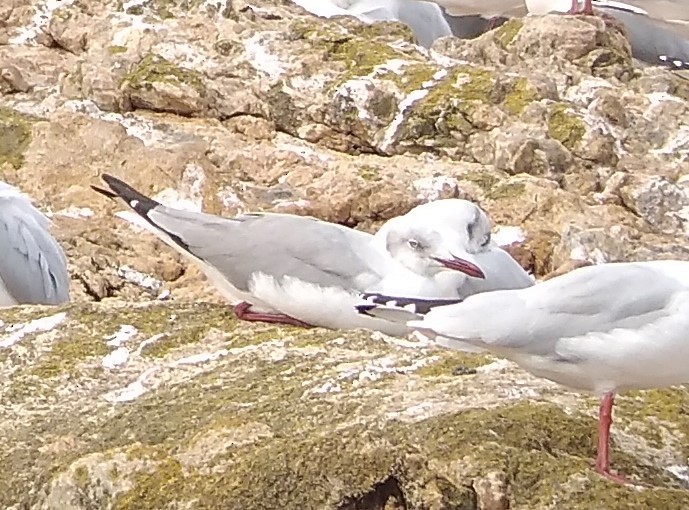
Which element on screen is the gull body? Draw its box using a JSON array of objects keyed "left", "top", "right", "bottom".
[
  {"left": 357, "top": 260, "right": 689, "bottom": 481},
  {"left": 93, "top": 174, "right": 532, "bottom": 335},
  {"left": 291, "top": 0, "right": 511, "bottom": 47},
  {"left": 0, "top": 181, "right": 70, "bottom": 307}
]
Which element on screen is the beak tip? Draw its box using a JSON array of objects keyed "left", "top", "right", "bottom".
[{"left": 434, "top": 256, "right": 485, "bottom": 279}]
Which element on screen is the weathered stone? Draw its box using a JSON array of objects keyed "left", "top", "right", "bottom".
[
  {"left": 619, "top": 175, "right": 689, "bottom": 235},
  {"left": 48, "top": 6, "right": 90, "bottom": 54},
  {"left": 0, "top": 64, "right": 31, "bottom": 94},
  {"left": 2, "top": 303, "right": 689, "bottom": 509}
]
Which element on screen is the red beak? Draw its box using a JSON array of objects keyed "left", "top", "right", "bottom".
[{"left": 433, "top": 256, "right": 485, "bottom": 279}]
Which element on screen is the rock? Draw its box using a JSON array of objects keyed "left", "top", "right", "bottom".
[
  {"left": 619, "top": 175, "right": 689, "bottom": 235},
  {"left": 2, "top": 303, "right": 689, "bottom": 509},
  {"left": 1, "top": 0, "right": 689, "bottom": 506},
  {"left": 0, "top": 64, "right": 31, "bottom": 93}
]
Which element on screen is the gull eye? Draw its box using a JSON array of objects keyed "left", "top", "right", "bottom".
[
  {"left": 407, "top": 239, "right": 421, "bottom": 250},
  {"left": 480, "top": 233, "right": 491, "bottom": 247}
]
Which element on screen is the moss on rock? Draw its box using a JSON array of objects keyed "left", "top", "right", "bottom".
[
  {"left": 547, "top": 103, "right": 586, "bottom": 151},
  {"left": 3, "top": 303, "right": 689, "bottom": 509},
  {"left": 290, "top": 18, "right": 428, "bottom": 94},
  {"left": 108, "top": 45, "right": 128, "bottom": 55},
  {"left": 123, "top": 54, "right": 205, "bottom": 95},
  {"left": 486, "top": 181, "right": 527, "bottom": 201},
  {"left": 417, "top": 351, "right": 492, "bottom": 377},
  {"left": 504, "top": 78, "right": 538, "bottom": 115},
  {"left": 0, "top": 108, "right": 34, "bottom": 169},
  {"left": 494, "top": 19, "right": 523, "bottom": 49},
  {"left": 400, "top": 66, "right": 497, "bottom": 145}
]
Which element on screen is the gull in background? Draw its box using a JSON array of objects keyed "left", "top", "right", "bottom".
[
  {"left": 92, "top": 174, "right": 533, "bottom": 336},
  {"left": 290, "top": 0, "right": 511, "bottom": 48},
  {"left": 293, "top": 0, "right": 689, "bottom": 71},
  {"left": 0, "top": 180, "right": 70, "bottom": 307},
  {"left": 357, "top": 260, "right": 689, "bottom": 483}
]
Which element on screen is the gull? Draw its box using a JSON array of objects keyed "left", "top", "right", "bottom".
[
  {"left": 0, "top": 180, "right": 70, "bottom": 307},
  {"left": 357, "top": 260, "right": 689, "bottom": 482},
  {"left": 290, "top": 0, "right": 512, "bottom": 47},
  {"left": 92, "top": 174, "right": 533, "bottom": 335},
  {"left": 293, "top": 0, "right": 689, "bottom": 71}
]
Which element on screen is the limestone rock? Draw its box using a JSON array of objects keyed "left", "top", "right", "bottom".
[{"left": 1, "top": 303, "right": 689, "bottom": 509}]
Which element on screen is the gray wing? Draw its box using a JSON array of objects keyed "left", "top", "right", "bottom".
[
  {"left": 597, "top": 0, "right": 689, "bottom": 22},
  {"left": 345, "top": 0, "right": 453, "bottom": 48},
  {"left": 147, "top": 207, "right": 386, "bottom": 292},
  {"left": 442, "top": 13, "right": 510, "bottom": 40},
  {"left": 430, "top": 0, "right": 527, "bottom": 17},
  {"left": 393, "top": 0, "right": 453, "bottom": 47},
  {"left": 421, "top": 262, "right": 684, "bottom": 355},
  {"left": 458, "top": 246, "right": 534, "bottom": 298},
  {"left": 599, "top": 6, "right": 689, "bottom": 69},
  {"left": 0, "top": 198, "right": 70, "bottom": 305}
]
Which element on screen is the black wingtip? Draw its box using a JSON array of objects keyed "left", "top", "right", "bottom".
[
  {"left": 97, "top": 174, "right": 161, "bottom": 216},
  {"left": 657, "top": 54, "right": 689, "bottom": 71},
  {"left": 95, "top": 174, "right": 192, "bottom": 252},
  {"left": 90, "top": 184, "right": 118, "bottom": 200},
  {"left": 355, "top": 304, "right": 378, "bottom": 317},
  {"left": 357, "top": 292, "right": 465, "bottom": 316}
]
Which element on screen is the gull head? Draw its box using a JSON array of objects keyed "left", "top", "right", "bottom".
[{"left": 379, "top": 199, "right": 495, "bottom": 279}]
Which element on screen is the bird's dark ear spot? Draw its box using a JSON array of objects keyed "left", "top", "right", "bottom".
[{"left": 466, "top": 208, "right": 481, "bottom": 239}]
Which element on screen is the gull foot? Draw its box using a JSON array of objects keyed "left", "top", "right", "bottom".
[
  {"left": 595, "top": 466, "right": 635, "bottom": 486},
  {"left": 568, "top": 0, "right": 594, "bottom": 15},
  {"left": 234, "top": 301, "right": 314, "bottom": 328}
]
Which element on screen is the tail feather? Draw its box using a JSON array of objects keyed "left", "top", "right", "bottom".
[
  {"left": 356, "top": 293, "right": 486, "bottom": 353},
  {"left": 355, "top": 292, "right": 464, "bottom": 323},
  {"left": 91, "top": 174, "right": 190, "bottom": 251}
]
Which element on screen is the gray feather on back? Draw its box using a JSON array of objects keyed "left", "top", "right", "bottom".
[
  {"left": 0, "top": 199, "right": 69, "bottom": 305},
  {"left": 427, "top": 263, "right": 685, "bottom": 357},
  {"left": 148, "top": 208, "right": 384, "bottom": 291}
]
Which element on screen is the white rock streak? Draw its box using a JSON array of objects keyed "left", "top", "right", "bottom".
[{"left": 0, "top": 312, "right": 67, "bottom": 348}]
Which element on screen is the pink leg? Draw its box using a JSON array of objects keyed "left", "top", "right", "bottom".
[
  {"left": 485, "top": 16, "right": 502, "bottom": 30},
  {"left": 568, "top": 0, "right": 594, "bottom": 15},
  {"left": 233, "top": 301, "right": 313, "bottom": 328},
  {"left": 595, "top": 392, "right": 632, "bottom": 484}
]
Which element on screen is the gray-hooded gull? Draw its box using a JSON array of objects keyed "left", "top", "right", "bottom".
[
  {"left": 0, "top": 180, "right": 70, "bottom": 307},
  {"left": 92, "top": 174, "right": 533, "bottom": 336},
  {"left": 357, "top": 260, "right": 689, "bottom": 482}
]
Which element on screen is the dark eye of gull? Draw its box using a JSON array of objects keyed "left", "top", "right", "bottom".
[
  {"left": 407, "top": 239, "right": 421, "bottom": 250},
  {"left": 480, "top": 233, "right": 491, "bottom": 247}
]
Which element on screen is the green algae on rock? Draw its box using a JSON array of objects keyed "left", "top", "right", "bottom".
[
  {"left": 416, "top": 351, "right": 493, "bottom": 377},
  {"left": 0, "top": 108, "right": 35, "bottom": 169},
  {"left": 494, "top": 19, "right": 524, "bottom": 49},
  {"left": 3, "top": 302, "right": 689, "bottom": 509},
  {"left": 121, "top": 54, "right": 208, "bottom": 115},
  {"left": 547, "top": 102, "right": 586, "bottom": 151},
  {"left": 503, "top": 78, "right": 538, "bottom": 116}
]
